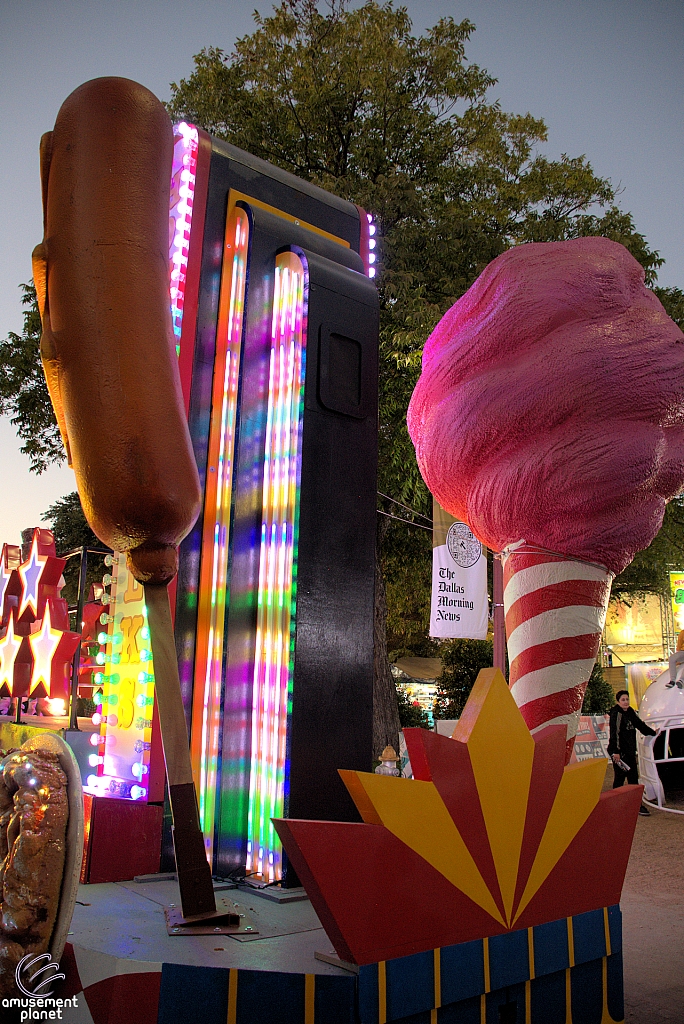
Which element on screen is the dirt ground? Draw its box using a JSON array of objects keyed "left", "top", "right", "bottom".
[{"left": 605, "top": 764, "right": 684, "bottom": 1023}]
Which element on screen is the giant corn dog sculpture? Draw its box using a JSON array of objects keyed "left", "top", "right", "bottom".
[
  {"left": 408, "top": 238, "right": 684, "bottom": 755},
  {"left": 32, "top": 78, "right": 215, "bottom": 918}
]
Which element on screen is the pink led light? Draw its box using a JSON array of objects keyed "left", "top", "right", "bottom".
[
  {"left": 356, "top": 208, "right": 378, "bottom": 280},
  {"left": 367, "top": 212, "right": 377, "bottom": 278},
  {"left": 170, "top": 123, "right": 199, "bottom": 351}
]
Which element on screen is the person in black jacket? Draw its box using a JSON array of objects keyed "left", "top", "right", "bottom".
[{"left": 607, "top": 689, "right": 657, "bottom": 815}]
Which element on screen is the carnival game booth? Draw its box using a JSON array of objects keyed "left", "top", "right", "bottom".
[{"left": 638, "top": 664, "right": 684, "bottom": 812}]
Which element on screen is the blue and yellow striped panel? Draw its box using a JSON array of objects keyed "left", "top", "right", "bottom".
[
  {"left": 153, "top": 906, "right": 622, "bottom": 1024},
  {"left": 357, "top": 906, "right": 621, "bottom": 1024},
  {"left": 156, "top": 963, "right": 356, "bottom": 1024},
  {"left": 355, "top": 954, "right": 623, "bottom": 1024}
]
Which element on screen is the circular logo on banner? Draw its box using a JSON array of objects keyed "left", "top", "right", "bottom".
[{"left": 446, "top": 523, "right": 482, "bottom": 568}]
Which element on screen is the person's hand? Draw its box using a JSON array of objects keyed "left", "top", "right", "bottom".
[{"left": 612, "top": 753, "right": 620, "bottom": 763}]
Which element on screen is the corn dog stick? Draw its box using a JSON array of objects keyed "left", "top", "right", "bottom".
[{"left": 145, "top": 584, "right": 215, "bottom": 917}]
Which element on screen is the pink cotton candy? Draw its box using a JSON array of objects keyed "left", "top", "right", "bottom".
[{"left": 407, "top": 237, "right": 684, "bottom": 575}]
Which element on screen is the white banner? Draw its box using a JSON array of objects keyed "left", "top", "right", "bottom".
[{"left": 430, "top": 502, "right": 488, "bottom": 639}]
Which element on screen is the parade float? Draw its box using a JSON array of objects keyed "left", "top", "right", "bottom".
[{"left": 0, "top": 73, "right": 681, "bottom": 1022}]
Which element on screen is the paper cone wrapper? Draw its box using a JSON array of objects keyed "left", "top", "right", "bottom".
[{"left": 502, "top": 544, "right": 612, "bottom": 760}]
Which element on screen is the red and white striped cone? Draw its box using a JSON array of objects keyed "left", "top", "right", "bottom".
[{"left": 502, "top": 543, "right": 613, "bottom": 761}]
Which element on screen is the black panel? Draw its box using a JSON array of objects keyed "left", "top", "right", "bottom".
[
  {"left": 215, "top": 218, "right": 374, "bottom": 880},
  {"left": 177, "top": 146, "right": 365, "bottom": 738},
  {"left": 211, "top": 138, "right": 361, "bottom": 251},
  {"left": 319, "top": 325, "right": 369, "bottom": 418},
  {"left": 175, "top": 139, "right": 377, "bottom": 881},
  {"left": 287, "top": 247, "right": 378, "bottom": 838}
]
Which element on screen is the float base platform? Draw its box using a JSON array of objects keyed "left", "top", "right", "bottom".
[{"left": 47, "top": 877, "right": 626, "bottom": 1024}]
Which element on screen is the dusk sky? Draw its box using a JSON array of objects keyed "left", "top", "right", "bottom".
[{"left": 0, "top": 0, "right": 682, "bottom": 546}]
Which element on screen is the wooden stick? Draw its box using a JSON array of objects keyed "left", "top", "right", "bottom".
[{"left": 144, "top": 582, "right": 216, "bottom": 918}]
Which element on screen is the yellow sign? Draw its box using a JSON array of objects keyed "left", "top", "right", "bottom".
[
  {"left": 670, "top": 571, "right": 684, "bottom": 632},
  {"left": 604, "top": 594, "right": 664, "bottom": 664}
]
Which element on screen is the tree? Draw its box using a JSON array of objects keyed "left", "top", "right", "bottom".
[
  {"left": 581, "top": 664, "right": 614, "bottom": 715},
  {"left": 654, "top": 286, "right": 684, "bottom": 332},
  {"left": 42, "top": 492, "right": 107, "bottom": 607},
  {"left": 432, "top": 638, "right": 493, "bottom": 719},
  {"left": 612, "top": 496, "right": 684, "bottom": 600},
  {"left": 396, "top": 685, "right": 431, "bottom": 729},
  {"left": 0, "top": 283, "right": 62, "bottom": 473}
]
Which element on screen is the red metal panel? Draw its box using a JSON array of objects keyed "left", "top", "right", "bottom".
[{"left": 81, "top": 794, "right": 163, "bottom": 883}]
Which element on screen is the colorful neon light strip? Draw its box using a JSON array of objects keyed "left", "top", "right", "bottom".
[
  {"left": 246, "top": 250, "right": 308, "bottom": 882},
  {"left": 169, "top": 123, "right": 199, "bottom": 354},
  {"left": 191, "top": 206, "right": 250, "bottom": 860}
]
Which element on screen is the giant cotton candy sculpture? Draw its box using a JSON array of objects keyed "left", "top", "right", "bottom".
[{"left": 408, "top": 237, "right": 684, "bottom": 754}]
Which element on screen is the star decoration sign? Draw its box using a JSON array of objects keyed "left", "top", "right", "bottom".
[
  {"left": 17, "top": 529, "right": 66, "bottom": 623},
  {"left": 0, "top": 529, "right": 81, "bottom": 701},
  {"left": 0, "top": 616, "right": 25, "bottom": 695},
  {"left": 28, "top": 601, "right": 81, "bottom": 700}
]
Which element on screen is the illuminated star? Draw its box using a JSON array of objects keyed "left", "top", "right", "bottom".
[
  {"left": 18, "top": 533, "right": 49, "bottom": 620},
  {"left": 0, "top": 616, "right": 23, "bottom": 694},
  {"left": 28, "top": 603, "right": 64, "bottom": 697}
]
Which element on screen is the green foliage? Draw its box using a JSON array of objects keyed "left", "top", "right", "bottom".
[
  {"left": 654, "top": 285, "right": 684, "bottom": 331},
  {"left": 76, "top": 696, "right": 97, "bottom": 718},
  {"left": 396, "top": 685, "right": 431, "bottom": 728},
  {"left": 384, "top": 515, "right": 437, "bottom": 660},
  {"left": 612, "top": 496, "right": 684, "bottom": 599},
  {"left": 581, "top": 663, "right": 614, "bottom": 715},
  {"left": 432, "top": 638, "right": 493, "bottom": 719},
  {"left": 167, "top": 0, "right": 643, "bottom": 535},
  {"left": 42, "top": 491, "right": 108, "bottom": 606},
  {"left": 43, "top": 492, "right": 99, "bottom": 552},
  {"left": 168, "top": 1, "right": 495, "bottom": 195},
  {"left": 0, "top": 283, "right": 63, "bottom": 473}
]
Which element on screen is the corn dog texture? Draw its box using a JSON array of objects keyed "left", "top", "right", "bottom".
[{"left": 32, "top": 78, "right": 201, "bottom": 584}]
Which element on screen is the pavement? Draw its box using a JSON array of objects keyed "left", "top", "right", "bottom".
[{"left": 610, "top": 767, "right": 684, "bottom": 1023}]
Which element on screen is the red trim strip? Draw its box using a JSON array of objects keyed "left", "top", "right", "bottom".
[
  {"left": 509, "top": 632, "right": 602, "bottom": 686},
  {"left": 519, "top": 685, "right": 587, "bottom": 731},
  {"left": 505, "top": 578, "right": 611, "bottom": 635}
]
